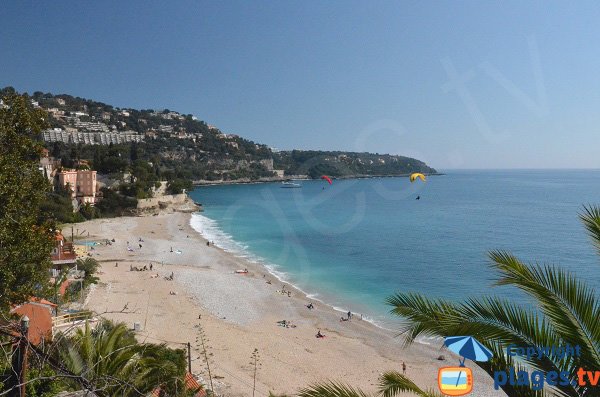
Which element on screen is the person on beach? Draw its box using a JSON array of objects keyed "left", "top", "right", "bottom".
[
  {"left": 307, "top": 302, "right": 314, "bottom": 310},
  {"left": 402, "top": 362, "right": 406, "bottom": 374},
  {"left": 347, "top": 311, "right": 352, "bottom": 320},
  {"left": 170, "top": 247, "right": 173, "bottom": 252},
  {"left": 206, "top": 241, "right": 210, "bottom": 246},
  {"left": 149, "top": 263, "right": 153, "bottom": 271},
  {"left": 115, "top": 262, "right": 118, "bottom": 267},
  {"left": 316, "top": 330, "right": 324, "bottom": 338}
]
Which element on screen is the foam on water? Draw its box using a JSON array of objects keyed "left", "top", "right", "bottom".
[
  {"left": 189, "top": 211, "right": 390, "bottom": 329},
  {"left": 190, "top": 213, "right": 291, "bottom": 283}
]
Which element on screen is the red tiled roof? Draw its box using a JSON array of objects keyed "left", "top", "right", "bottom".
[
  {"left": 151, "top": 372, "right": 206, "bottom": 397},
  {"left": 11, "top": 302, "right": 54, "bottom": 345},
  {"left": 59, "top": 280, "right": 71, "bottom": 296},
  {"left": 30, "top": 297, "right": 57, "bottom": 307},
  {"left": 184, "top": 372, "right": 206, "bottom": 396}
]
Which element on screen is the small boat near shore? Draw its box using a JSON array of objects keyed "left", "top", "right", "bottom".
[{"left": 280, "top": 181, "right": 302, "bottom": 188}]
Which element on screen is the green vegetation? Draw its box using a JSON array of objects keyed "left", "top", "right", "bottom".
[
  {"left": 3, "top": 87, "right": 438, "bottom": 186},
  {"left": 39, "top": 184, "right": 84, "bottom": 223},
  {"left": 273, "top": 150, "right": 436, "bottom": 178},
  {"left": 298, "top": 374, "right": 442, "bottom": 397},
  {"left": 54, "top": 320, "right": 191, "bottom": 396},
  {"left": 0, "top": 92, "right": 197, "bottom": 396},
  {"left": 95, "top": 187, "right": 138, "bottom": 217},
  {"left": 0, "top": 93, "right": 54, "bottom": 311},
  {"left": 1, "top": 320, "right": 195, "bottom": 396},
  {"left": 167, "top": 178, "right": 193, "bottom": 194}
]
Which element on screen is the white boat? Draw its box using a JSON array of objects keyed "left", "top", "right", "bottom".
[{"left": 280, "top": 181, "right": 301, "bottom": 188}]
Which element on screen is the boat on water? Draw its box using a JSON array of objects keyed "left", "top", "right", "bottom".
[{"left": 280, "top": 181, "right": 302, "bottom": 188}]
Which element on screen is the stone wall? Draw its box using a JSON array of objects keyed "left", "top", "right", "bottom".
[{"left": 136, "top": 193, "right": 200, "bottom": 213}]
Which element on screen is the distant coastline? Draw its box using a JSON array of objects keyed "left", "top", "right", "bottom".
[{"left": 192, "top": 172, "right": 445, "bottom": 186}]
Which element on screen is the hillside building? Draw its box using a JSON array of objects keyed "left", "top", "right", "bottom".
[{"left": 58, "top": 169, "right": 97, "bottom": 205}]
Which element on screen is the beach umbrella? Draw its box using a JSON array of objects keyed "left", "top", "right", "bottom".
[
  {"left": 443, "top": 336, "right": 493, "bottom": 389},
  {"left": 444, "top": 336, "right": 493, "bottom": 365}
]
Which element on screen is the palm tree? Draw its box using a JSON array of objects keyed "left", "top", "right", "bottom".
[
  {"left": 54, "top": 320, "right": 189, "bottom": 396},
  {"left": 299, "top": 205, "right": 600, "bottom": 397}
]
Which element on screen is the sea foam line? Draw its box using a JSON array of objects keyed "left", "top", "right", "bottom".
[{"left": 190, "top": 212, "right": 399, "bottom": 331}]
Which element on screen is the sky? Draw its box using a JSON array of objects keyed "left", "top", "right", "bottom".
[{"left": 2, "top": 1, "right": 600, "bottom": 169}]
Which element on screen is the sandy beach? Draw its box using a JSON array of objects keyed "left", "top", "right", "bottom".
[{"left": 77, "top": 212, "right": 497, "bottom": 396}]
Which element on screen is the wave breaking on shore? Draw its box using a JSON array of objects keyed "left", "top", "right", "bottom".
[{"left": 190, "top": 212, "right": 393, "bottom": 330}]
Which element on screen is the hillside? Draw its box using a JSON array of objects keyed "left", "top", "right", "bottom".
[{"left": 1, "top": 86, "right": 437, "bottom": 182}]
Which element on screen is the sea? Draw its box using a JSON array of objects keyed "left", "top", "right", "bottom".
[{"left": 188, "top": 170, "right": 600, "bottom": 329}]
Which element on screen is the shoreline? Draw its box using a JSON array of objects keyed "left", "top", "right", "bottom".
[
  {"left": 189, "top": 211, "right": 390, "bottom": 330},
  {"left": 79, "top": 211, "right": 495, "bottom": 396},
  {"left": 192, "top": 172, "right": 445, "bottom": 186}
]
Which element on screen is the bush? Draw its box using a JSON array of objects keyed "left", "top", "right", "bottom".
[
  {"left": 95, "top": 187, "right": 137, "bottom": 217},
  {"left": 166, "top": 178, "right": 192, "bottom": 194},
  {"left": 80, "top": 203, "right": 100, "bottom": 220},
  {"left": 76, "top": 257, "right": 100, "bottom": 286}
]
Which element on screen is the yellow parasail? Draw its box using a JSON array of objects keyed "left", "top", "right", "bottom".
[{"left": 409, "top": 173, "right": 426, "bottom": 182}]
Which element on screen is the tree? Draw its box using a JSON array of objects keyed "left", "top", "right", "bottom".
[
  {"left": 95, "top": 187, "right": 137, "bottom": 217},
  {"left": 55, "top": 320, "right": 189, "bottom": 396},
  {"left": 166, "top": 179, "right": 192, "bottom": 195},
  {"left": 75, "top": 257, "right": 100, "bottom": 286},
  {"left": 0, "top": 93, "right": 54, "bottom": 312},
  {"left": 79, "top": 202, "right": 99, "bottom": 220}
]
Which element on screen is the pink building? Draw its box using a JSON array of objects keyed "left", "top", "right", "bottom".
[{"left": 58, "top": 169, "right": 97, "bottom": 205}]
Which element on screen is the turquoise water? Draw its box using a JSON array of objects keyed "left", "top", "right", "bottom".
[{"left": 189, "top": 170, "right": 600, "bottom": 327}]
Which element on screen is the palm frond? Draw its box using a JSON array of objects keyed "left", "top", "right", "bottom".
[
  {"left": 378, "top": 371, "right": 442, "bottom": 397},
  {"left": 386, "top": 293, "right": 464, "bottom": 345},
  {"left": 579, "top": 205, "right": 600, "bottom": 255},
  {"left": 298, "top": 381, "right": 371, "bottom": 397},
  {"left": 490, "top": 250, "right": 600, "bottom": 371},
  {"left": 386, "top": 292, "right": 578, "bottom": 396}
]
